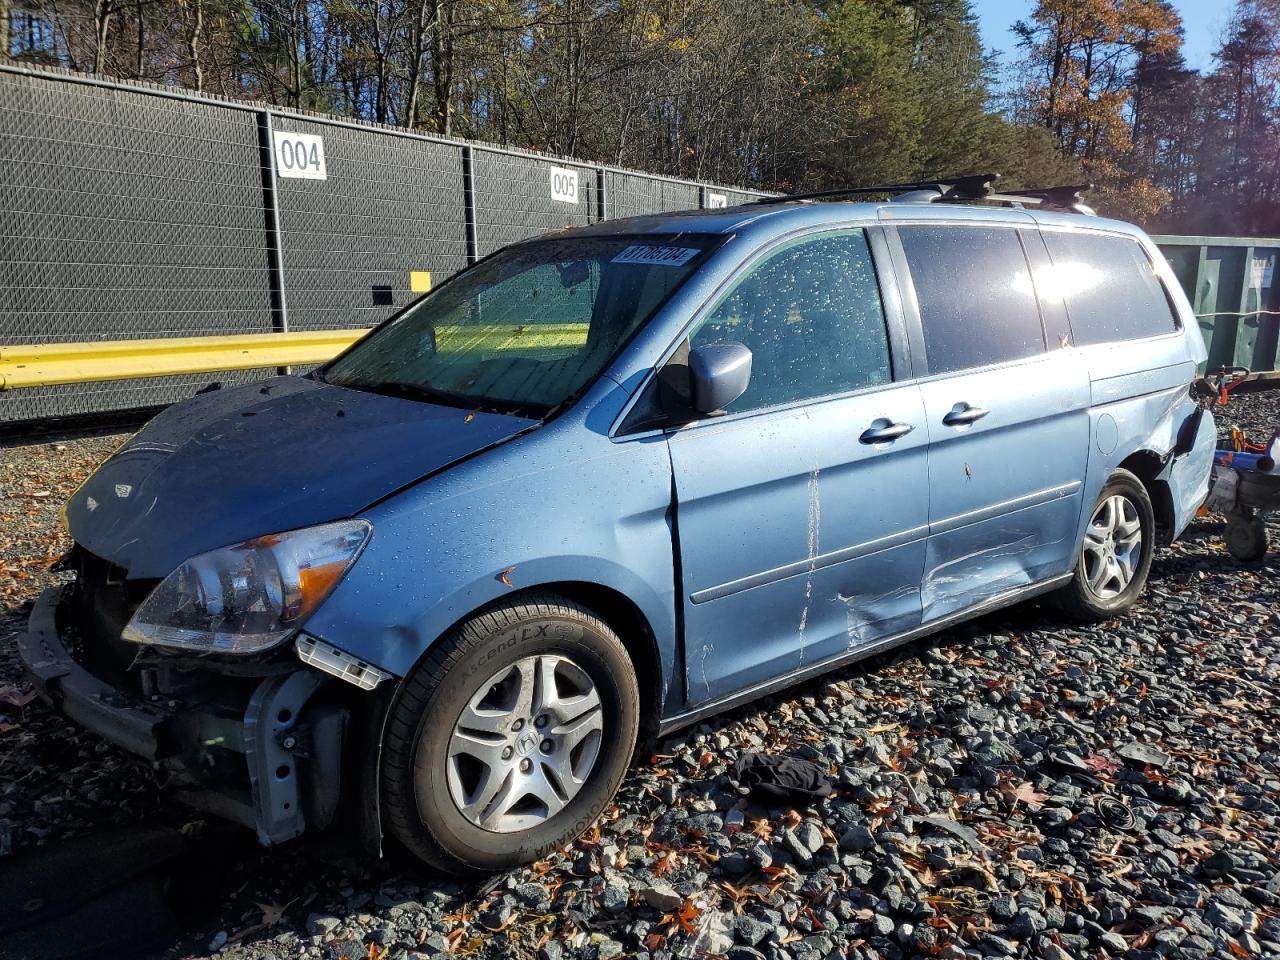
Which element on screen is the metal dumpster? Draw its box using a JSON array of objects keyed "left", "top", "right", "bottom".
[{"left": 1155, "top": 236, "right": 1280, "bottom": 372}]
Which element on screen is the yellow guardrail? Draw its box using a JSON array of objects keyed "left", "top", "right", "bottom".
[
  {"left": 0, "top": 330, "right": 369, "bottom": 390},
  {"left": 0, "top": 323, "right": 590, "bottom": 390}
]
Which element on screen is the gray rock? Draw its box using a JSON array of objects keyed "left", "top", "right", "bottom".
[
  {"left": 640, "top": 883, "right": 684, "bottom": 912},
  {"left": 1036, "top": 939, "right": 1073, "bottom": 960},
  {"left": 918, "top": 814, "right": 984, "bottom": 851},
  {"left": 593, "top": 936, "right": 625, "bottom": 959},
  {"left": 1008, "top": 908, "right": 1047, "bottom": 939},
  {"left": 990, "top": 894, "right": 1017, "bottom": 921},
  {"left": 1098, "top": 931, "right": 1128, "bottom": 953},
  {"left": 514, "top": 882, "right": 551, "bottom": 909},
  {"left": 982, "top": 934, "right": 1017, "bottom": 956},
  {"left": 601, "top": 883, "right": 629, "bottom": 915},
  {"left": 746, "top": 843, "right": 773, "bottom": 870},
  {"left": 1118, "top": 741, "right": 1170, "bottom": 768},
  {"left": 420, "top": 933, "right": 451, "bottom": 955},
  {"left": 305, "top": 915, "right": 341, "bottom": 938},
  {"left": 735, "top": 915, "right": 773, "bottom": 946},
  {"left": 1205, "top": 901, "right": 1244, "bottom": 935},
  {"left": 839, "top": 824, "right": 874, "bottom": 851},
  {"left": 794, "top": 821, "right": 824, "bottom": 854},
  {"left": 782, "top": 829, "right": 813, "bottom": 865},
  {"left": 386, "top": 899, "right": 425, "bottom": 920}
]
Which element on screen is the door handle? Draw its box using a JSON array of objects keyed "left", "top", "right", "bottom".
[
  {"left": 859, "top": 421, "right": 915, "bottom": 444},
  {"left": 942, "top": 404, "right": 990, "bottom": 426}
]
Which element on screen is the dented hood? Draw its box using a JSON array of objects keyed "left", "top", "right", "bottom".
[{"left": 66, "top": 376, "right": 536, "bottom": 578}]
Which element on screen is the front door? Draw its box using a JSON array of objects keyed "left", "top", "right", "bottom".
[
  {"left": 890, "top": 223, "right": 1091, "bottom": 621},
  {"left": 666, "top": 229, "right": 929, "bottom": 706}
]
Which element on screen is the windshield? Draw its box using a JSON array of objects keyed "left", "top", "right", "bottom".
[{"left": 324, "top": 234, "right": 722, "bottom": 415}]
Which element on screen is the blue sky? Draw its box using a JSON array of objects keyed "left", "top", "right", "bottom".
[{"left": 971, "top": 0, "right": 1232, "bottom": 75}]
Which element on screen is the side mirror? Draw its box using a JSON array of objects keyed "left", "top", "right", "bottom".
[{"left": 689, "top": 342, "right": 752, "bottom": 416}]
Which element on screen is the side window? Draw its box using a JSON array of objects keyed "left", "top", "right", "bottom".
[
  {"left": 688, "top": 230, "right": 892, "bottom": 413},
  {"left": 898, "top": 225, "right": 1046, "bottom": 375},
  {"left": 1039, "top": 231, "right": 1178, "bottom": 345}
]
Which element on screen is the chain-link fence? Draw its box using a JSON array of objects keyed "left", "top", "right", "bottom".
[{"left": 0, "top": 63, "right": 771, "bottom": 423}]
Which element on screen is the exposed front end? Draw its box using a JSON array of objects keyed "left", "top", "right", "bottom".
[{"left": 17, "top": 546, "right": 389, "bottom": 847}]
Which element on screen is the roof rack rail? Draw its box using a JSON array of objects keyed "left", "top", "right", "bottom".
[
  {"left": 994, "top": 184, "right": 1096, "bottom": 216},
  {"left": 754, "top": 175, "right": 1097, "bottom": 215},
  {"left": 749, "top": 174, "right": 998, "bottom": 205}
]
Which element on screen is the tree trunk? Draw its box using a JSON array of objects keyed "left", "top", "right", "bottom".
[
  {"left": 431, "top": 0, "right": 453, "bottom": 137},
  {"left": 188, "top": 0, "right": 203, "bottom": 91},
  {"left": 94, "top": 0, "right": 113, "bottom": 74},
  {"left": 135, "top": 0, "right": 144, "bottom": 77}
]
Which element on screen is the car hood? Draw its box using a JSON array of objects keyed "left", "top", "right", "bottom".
[{"left": 66, "top": 376, "right": 536, "bottom": 578}]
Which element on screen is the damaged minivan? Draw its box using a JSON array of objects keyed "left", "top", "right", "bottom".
[{"left": 21, "top": 178, "right": 1216, "bottom": 872}]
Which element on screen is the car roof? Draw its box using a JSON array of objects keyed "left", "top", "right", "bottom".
[{"left": 553, "top": 200, "right": 1146, "bottom": 247}]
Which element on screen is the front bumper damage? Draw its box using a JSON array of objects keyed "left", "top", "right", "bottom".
[{"left": 18, "top": 586, "right": 365, "bottom": 847}]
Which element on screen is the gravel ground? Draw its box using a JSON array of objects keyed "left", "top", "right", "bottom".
[{"left": 1, "top": 395, "right": 1279, "bottom": 960}]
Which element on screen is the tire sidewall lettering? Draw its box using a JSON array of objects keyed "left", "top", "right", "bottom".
[{"left": 463, "top": 621, "right": 583, "bottom": 681}]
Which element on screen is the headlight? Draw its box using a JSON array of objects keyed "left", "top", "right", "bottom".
[{"left": 122, "top": 519, "right": 371, "bottom": 654}]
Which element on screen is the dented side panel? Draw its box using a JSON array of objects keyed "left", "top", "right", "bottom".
[
  {"left": 918, "top": 349, "right": 1091, "bottom": 622},
  {"left": 667, "top": 383, "right": 930, "bottom": 705}
]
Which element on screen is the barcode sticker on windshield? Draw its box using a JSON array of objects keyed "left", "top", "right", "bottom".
[{"left": 611, "top": 245, "right": 700, "bottom": 266}]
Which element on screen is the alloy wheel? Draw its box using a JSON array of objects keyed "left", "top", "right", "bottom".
[
  {"left": 1082, "top": 494, "right": 1143, "bottom": 600},
  {"left": 445, "top": 654, "right": 604, "bottom": 832}
]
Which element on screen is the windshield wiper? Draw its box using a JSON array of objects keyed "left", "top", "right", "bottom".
[
  {"left": 337, "top": 379, "right": 478, "bottom": 410},
  {"left": 337, "top": 378, "right": 548, "bottom": 419}
]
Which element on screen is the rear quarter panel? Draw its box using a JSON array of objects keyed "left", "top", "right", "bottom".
[{"left": 1049, "top": 222, "right": 1213, "bottom": 547}]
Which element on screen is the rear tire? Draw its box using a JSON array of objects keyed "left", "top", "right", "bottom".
[
  {"left": 381, "top": 593, "right": 638, "bottom": 873},
  {"left": 1225, "top": 512, "right": 1268, "bottom": 563},
  {"left": 1052, "top": 469, "right": 1155, "bottom": 623}
]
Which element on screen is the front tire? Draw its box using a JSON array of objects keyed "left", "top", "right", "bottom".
[
  {"left": 1052, "top": 469, "right": 1155, "bottom": 622},
  {"left": 381, "top": 594, "right": 639, "bottom": 873}
]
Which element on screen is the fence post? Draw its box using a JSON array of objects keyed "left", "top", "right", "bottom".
[
  {"left": 1235, "top": 246, "right": 1255, "bottom": 368},
  {"left": 256, "top": 110, "right": 290, "bottom": 339},
  {"left": 597, "top": 168, "right": 607, "bottom": 222},
  {"left": 462, "top": 146, "right": 479, "bottom": 265}
]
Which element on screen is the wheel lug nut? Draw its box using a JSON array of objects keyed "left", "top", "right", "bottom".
[
  {"left": 520, "top": 758, "right": 532, "bottom": 772},
  {"left": 535, "top": 715, "right": 548, "bottom": 729},
  {"left": 501, "top": 746, "right": 513, "bottom": 761},
  {"left": 511, "top": 719, "right": 523, "bottom": 731},
  {"left": 540, "top": 739, "right": 553, "bottom": 753}
]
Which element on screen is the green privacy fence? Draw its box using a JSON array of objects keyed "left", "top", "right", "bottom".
[{"left": 1154, "top": 236, "right": 1280, "bottom": 372}]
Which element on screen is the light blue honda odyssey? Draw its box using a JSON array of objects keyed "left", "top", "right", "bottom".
[{"left": 21, "top": 178, "right": 1215, "bottom": 872}]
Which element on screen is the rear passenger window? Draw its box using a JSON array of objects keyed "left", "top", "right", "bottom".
[
  {"left": 898, "top": 226, "right": 1046, "bottom": 375},
  {"left": 1039, "top": 232, "right": 1177, "bottom": 344},
  {"left": 689, "top": 230, "right": 891, "bottom": 413}
]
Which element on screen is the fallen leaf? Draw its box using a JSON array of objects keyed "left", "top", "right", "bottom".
[
  {"left": 1226, "top": 938, "right": 1250, "bottom": 958},
  {"left": 258, "top": 899, "right": 294, "bottom": 927},
  {"left": 1002, "top": 781, "right": 1048, "bottom": 810},
  {"left": 1084, "top": 754, "right": 1122, "bottom": 776},
  {"left": 0, "top": 686, "right": 37, "bottom": 709},
  {"left": 674, "top": 899, "right": 701, "bottom": 934}
]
